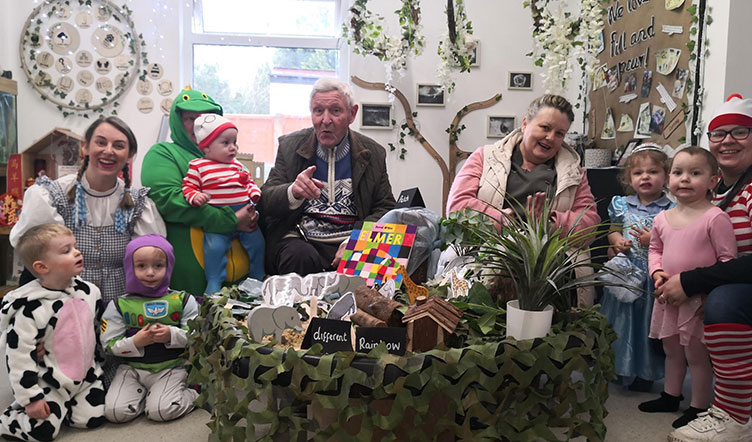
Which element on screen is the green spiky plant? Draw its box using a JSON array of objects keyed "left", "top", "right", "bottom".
[{"left": 443, "top": 198, "right": 633, "bottom": 313}]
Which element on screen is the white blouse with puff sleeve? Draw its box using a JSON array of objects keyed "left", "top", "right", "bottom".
[{"left": 10, "top": 173, "right": 166, "bottom": 247}]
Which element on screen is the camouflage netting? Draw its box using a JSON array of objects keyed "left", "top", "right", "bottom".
[{"left": 187, "top": 295, "right": 617, "bottom": 442}]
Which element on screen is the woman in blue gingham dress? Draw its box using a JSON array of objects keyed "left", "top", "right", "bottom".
[{"left": 10, "top": 117, "right": 165, "bottom": 385}]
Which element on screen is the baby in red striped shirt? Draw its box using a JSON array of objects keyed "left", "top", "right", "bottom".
[{"left": 182, "top": 114, "right": 265, "bottom": 294}]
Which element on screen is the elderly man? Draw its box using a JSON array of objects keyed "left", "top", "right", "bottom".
[{"left": 261, "top": 78, "right": 396, "bottom": 276}]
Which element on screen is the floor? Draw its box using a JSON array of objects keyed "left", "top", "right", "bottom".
[
  {"left": 602, "top": 378, "right": 693, "bottom": 442},
  {"left": 0, "top": 354, "right": 689, "bottom": 442}
]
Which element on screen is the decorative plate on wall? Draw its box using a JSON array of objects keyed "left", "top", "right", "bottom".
[{"left": 20, "top": 0, "right": 141, "bottom": 113}]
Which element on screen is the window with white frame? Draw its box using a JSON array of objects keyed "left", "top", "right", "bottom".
[{"left": 185, "top": 0, "right": 344, "bottom": 167}]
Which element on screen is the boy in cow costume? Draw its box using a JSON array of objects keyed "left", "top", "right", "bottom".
[
  {"left": 0, "top": 223, "right": 105, "bottom": 441},
  {"left": 100, "top": 234, "right": 199, "bottom": 422}
]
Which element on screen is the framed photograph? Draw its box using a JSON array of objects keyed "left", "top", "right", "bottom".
[
  {"left": 416, "top": 84, "right": 445, "bottom": 107},
  {"left": 487, "top": 115, "right": 516, "bottom": 139},
  {"left": 469, "top": 41, "right": 480, "bottom": 67},
  {"left": 508, "top": 72, "right": 533, "bottom": 90},
  {"left": 617, "top": 139, "right": 642, "bottom": 166},
  {"left": 360, "top": 103, "right": 393, "bottom": 129}
]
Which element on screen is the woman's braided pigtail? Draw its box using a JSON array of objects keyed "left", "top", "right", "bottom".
[
  {"left": 119, "top": 163, "right": 134, "bottom": 210},
  {"left": 67, "top": 156, "right": 89, "bottom": 203}
]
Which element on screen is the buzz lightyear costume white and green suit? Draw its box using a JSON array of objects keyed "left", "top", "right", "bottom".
[{"left": 100, "top": 234, "right": 199, "bottom": 422}]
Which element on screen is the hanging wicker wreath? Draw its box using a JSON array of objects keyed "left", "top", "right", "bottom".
[
  {"left": 343, "top": 0, "right": 424, "bottom": 88},
  {"left": 437, "top": 0, "right": 475, "bottom": 93}
]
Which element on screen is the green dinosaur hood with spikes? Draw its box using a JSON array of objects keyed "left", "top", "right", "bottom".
[{"left": 168, "top": 88, "right": 224, "bottom": 156}]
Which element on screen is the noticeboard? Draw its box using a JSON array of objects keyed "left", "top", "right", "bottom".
[{"left": 588, "top": 0, "right": 706, "bottom": 153}]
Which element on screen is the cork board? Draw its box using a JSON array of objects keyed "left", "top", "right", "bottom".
[{"left": 588, "top": 0, "right": 703, "bottom": 154}]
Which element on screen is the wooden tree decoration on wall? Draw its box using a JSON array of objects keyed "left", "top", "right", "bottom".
[{"left": 351, "top": 76, "right": 500, "bottom": 214}]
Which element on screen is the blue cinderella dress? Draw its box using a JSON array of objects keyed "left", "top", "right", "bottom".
[{"left": 600, "top": 194, "right": 673, "bottom": 381}]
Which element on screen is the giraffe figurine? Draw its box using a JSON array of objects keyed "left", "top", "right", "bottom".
[{"left": 396, "top": 265, "right": 428, "bottom": 304}]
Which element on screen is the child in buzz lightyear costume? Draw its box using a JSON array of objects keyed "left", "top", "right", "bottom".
[
  {"left": 100, "top": 234, "right": 199, "bottom": 422},
  {"left": 142, "top": 87, "right": 254, "bottom": 296}
]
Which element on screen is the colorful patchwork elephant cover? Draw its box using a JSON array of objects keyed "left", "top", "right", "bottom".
[{"left": 336, "top": 222, "right": 417, "bottom": 288}]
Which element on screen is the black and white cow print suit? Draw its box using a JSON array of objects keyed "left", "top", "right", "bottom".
[{"left": 0, "top": 278, "right": 105, "bottom": 441}]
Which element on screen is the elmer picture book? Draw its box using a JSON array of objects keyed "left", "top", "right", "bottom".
[{"left": 336, "top": 222, "right": 417, "bottom": 288}]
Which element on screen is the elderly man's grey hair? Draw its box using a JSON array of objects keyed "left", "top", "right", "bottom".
[{"left": 310, "top": 77, "right": 355, "bottom": 109}]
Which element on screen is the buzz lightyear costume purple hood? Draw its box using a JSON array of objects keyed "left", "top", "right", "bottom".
[{"left": 124, "top": 234, "right": 174, "bottom": 298}]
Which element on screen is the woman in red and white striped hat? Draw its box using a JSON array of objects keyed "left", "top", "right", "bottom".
[{"left": 658, "top": 94, "right": 752, "bottom": 442}]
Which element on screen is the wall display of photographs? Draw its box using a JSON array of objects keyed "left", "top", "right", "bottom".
[
  {"left": 360, "top": 103, "right": 393, "bottom": 129},
  {"left": 487, "top": 115, "right": 516, "bottom": 138},
  {"left": 594, "top": 31, "right": 605, "bottom": 54},
  {"left": 635, "top": 102, "right": 652, "bottom": 138},
  {"left": 623, "top": 73, "right": 637, "bottom": 93},
  {"left": 640, "top": 71, "right": 653, "bottom": 98},
  {"left": 416, "top": 84, "right": 445, "bottom": 106},
  {"left": 666, "top": 0, "right": 685, "bottom": 10},
  {"left": 606, "top": 66, "right": 620, "bottom": 92},
  {"left": 673, "top": 69, "right": 688, "bottom": 99},
  {"left": 617, "top": 113, "right": 634, "bottom": 132},
  {"left": 601, "top": 108, "right": 616, "bottom": 139},
  {"left": 593, "top": 64, "right": 608, "bottom": 91},
  {"left": 650, "top": 105, "right": 666, "bottom": 134},
  {"left": 588, "top": 1, "right": 701, "bottom": 149},
  {"left": 508, "top": 72, "right": 533, "bottom": 90},
  {"left": 655, "top": 48, "right": 681, "bottom": 75}
]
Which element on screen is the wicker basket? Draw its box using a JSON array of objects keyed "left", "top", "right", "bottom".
[{"left": 584, "top": 148, "right": 611, "bottom": 168}]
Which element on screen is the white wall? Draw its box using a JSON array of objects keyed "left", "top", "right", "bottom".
[
  {"left": 1, "top": 0, "right": 747, "bottom": 212},
  {"left": 0, "top": 0, "right": 182, "bottom": 186},
  {"left": 695, "top": 1, "right": 752, "bottom": 147},
  {"left": 1, "top": 0, "right": 562, "bottom": 212},
  {"left": 699, "top": 0, "right": 730, "bottom": 146},
  {"left": 0, "top": 1, "right": 10, "bottom": 71},
  {"left": 724, "top": 1, "right": 752, "bottom": 99}
]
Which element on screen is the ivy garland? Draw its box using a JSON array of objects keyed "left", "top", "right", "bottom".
[
  {"left": 21, "top": 0, "right": 151, "bottom": 119},
  {"left": 343, "top": 0, "right": 424, "bottom": 91},
  {"left": 685, "top": 2, "right": 712, "bottom": 145},
  {"left": 437, "top": 0, "right": 475, "bottom": 94},
  {"left": 188, "top": 293, "right": 617, "bottom": 441},
  {"left": 388, "top": 112, "right": 417, "bottom": 160}
]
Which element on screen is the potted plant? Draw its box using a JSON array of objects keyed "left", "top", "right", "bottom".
[{"left": 443, "top": 198, "right": 631, "bottom": 340}]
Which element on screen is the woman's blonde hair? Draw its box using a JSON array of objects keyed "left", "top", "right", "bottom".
[{"left": 525, "top": 94, "right": 575, "bottom": 124}]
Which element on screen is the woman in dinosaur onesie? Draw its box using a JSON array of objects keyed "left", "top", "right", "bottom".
[{"left": 142, "top": 88, "right": 257, "bottom": 296}]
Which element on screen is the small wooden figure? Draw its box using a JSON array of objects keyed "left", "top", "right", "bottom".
[{"left": 402, "top": 296, "right": 463, "bottom": 352}]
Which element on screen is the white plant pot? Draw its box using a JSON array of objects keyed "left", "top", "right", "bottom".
[{"left": 506, "top": 300, "right": 554, "bottom": 340}]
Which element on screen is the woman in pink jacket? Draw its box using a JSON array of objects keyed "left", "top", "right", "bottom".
[{"left": 446, "top": 94, "right": 600, "bottom": 306}]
